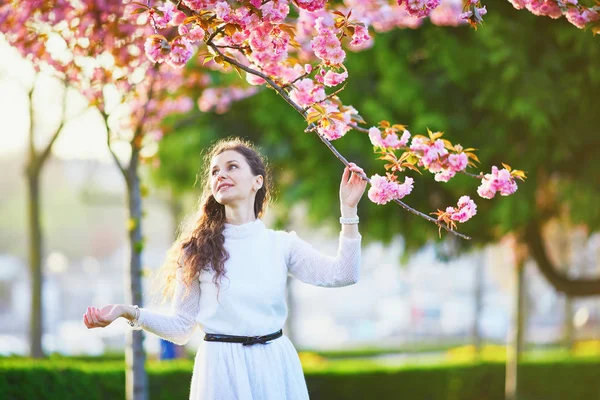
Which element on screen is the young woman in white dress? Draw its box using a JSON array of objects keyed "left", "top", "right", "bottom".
[{"left": 83, "top": 137, "right": 367, "bottom": 399}]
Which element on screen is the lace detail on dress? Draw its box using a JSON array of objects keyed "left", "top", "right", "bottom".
[{"left": 286, "top": 231, "right": 362, "bottom": 288}]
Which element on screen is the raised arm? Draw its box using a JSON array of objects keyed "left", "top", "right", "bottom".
[
  {"left": 286, "top": 230, "right": 362, "bottom": 287},
  {"left": 128, "top": 267, "right": 200, "bottom": 346}
]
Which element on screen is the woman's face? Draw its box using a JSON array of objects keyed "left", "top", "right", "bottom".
[{"left": 209, "top": 150, "right": 263, "bottom": 205}]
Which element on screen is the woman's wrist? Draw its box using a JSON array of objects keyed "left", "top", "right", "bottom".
[
  {"left": 340, "top": 205, "right": 358, "bottom": 218},
  {"left": 120, "top": 305, "right": 136, "bottom": 321}
]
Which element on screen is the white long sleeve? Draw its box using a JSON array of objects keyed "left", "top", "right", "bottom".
[
  {"left": 132, "top": 267, "right": 200, "bottom": 346},
  {"left": 286, "top": 231, "right": 361, "bottom": 287}
]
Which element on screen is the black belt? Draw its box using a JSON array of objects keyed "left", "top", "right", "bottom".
[{"left": 204, "top": 329, "right": 283, "bottom": 346}]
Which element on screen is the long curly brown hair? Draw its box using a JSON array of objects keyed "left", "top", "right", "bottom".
[{"left": 151, "top": 137, "right": 272, "bottom": 304}]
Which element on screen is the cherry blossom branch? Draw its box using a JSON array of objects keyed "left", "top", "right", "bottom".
[
  {"left": 313, "top": 130, "right": 472, "bottom": 240},
  {"left": 206, "top": 39, "right": 471, "bottom": 239},
  {"left": 282, "top": 71, "right": 312, "bottom": 89},
  {"left": 302, "top": 84, "right": 347, "bottom": 113},
  {"left": 101, "top": 109, "right": 127, "bottom": 176},
  {"left": 207, "top": 42, "right": 306, "bottom": 116}
]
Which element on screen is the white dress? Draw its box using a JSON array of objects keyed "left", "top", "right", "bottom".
[{"left": 132, "top": 218, "right": 362, "bottom": 400}]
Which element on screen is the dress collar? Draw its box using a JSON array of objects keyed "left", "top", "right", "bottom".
[{"left": 223, "top": 218, "right": 265, "bottom": 240}]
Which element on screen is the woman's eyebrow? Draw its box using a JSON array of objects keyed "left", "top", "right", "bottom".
[{"left": 211, "top": 160, "right": 239, "bottom": 170}]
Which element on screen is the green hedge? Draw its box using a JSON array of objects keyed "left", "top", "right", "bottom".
[{"left": 1, "top": 358, "right": 599, "bottom": 400}]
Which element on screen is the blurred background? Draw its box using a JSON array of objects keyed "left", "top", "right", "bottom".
[{"left": 1, "top": 1, "right": 600, "bottom": 399}]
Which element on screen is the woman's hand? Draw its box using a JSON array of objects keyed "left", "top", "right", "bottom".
[
  {"left": 339, "top": 162, "right": 368, "bottom": 211},
  {"left": 83, "top": 304, "right": 123, "bottom": 329}
]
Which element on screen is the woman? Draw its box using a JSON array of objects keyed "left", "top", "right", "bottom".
[{"left": 83, "top": 137, "right": 367, "bottom": 399}]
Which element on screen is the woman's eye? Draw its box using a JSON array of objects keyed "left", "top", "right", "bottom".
[{"left": 229, "top": 165, "right": 237, "bottom": 170}]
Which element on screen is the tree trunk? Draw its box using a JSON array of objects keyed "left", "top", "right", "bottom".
[
  {"left": 124, "top": 157, "right": 148, "bottom": 400},
  {"left": 26, "top": 169, "right": 44, "bottom": 359},
  {"left": 526, "top": 221, "right": 600, "bottom": 297},
  {"left": 472, "top": 251, "right": 484, "bottom": 359},
  {"left": 24, "top": 78, "right": 68, "bottom": 359},
  {"left": 505, "top": 249, "right": 526, "bottom": 400},
  {"left": 563, "top": 296, "right": 574, "bottom": 351}
]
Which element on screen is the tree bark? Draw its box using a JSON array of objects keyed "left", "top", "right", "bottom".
[
  {"left": 525, "top": 221, "right": 600, "bottom": 297},
  {"left": 505, "top": 247, "right": 526, "bottom": 400},
  {"left": 124, "top": 153, "right": 148, "bottom": 400},
  {"left": 26, "top": 168, "right": 44, "bottom": 359}
]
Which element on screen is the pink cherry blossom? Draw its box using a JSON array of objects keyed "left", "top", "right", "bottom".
[
  {"left": 181, "top": 0, "right": 206, "bottom": 11},
  {"left": 152, "top": 1, "right": 175, "bottom": 29},
  {"left": 145, "top": 36, "right": 171, "bottom": 64},
  {"left": 369, "top": 127, "right": 411, "bottom": 149},
  {"left": 321, "top": 70, "right": 348, "bottom": 87},
  {"left": 368, "top": 174, "right": 414, "bottom": 205},
  {"left": 398, "top": 0, "right": 442, "bottom": 18},
  {"left": 167, "top": 37, "right": 193, "bottom": 68},
  {"left": 477, "top": 166, "right": 519, "bottom": 199},
  {"left": 311, "top": 18, "right": 346, "bottom": 65},
  {"left": 296, "top": 0, "right": 327, "bottom": 12},
  {"left": 350, "top": 24, "right": 371, "bottom": 47},
  {"left": 565, "top": 7, "right": 599, "bottom": 29},
  {"left": 261, "top": 1, "right": 290, "bottom": 23},
  {"left": 525, "top": 0, "right": 562, "bottom": 18},
  {"left": 290, "top": 78, "right": 326, "bottom": 108},
  {"left": 446, "top": 195, "right": 477, "bottom": 222}
]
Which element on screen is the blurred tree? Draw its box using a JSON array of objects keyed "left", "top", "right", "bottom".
[
  {"left": 1, "top": 19, "right": 87, "bottom": 356},
  {"left": 24, "top": 75, "right": 70, "bottom": 359}
]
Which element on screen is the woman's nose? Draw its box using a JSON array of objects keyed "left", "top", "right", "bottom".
[{"left": 215, "top": 170, "right": 228, "bottom": 180}]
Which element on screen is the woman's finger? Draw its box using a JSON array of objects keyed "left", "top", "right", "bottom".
[
  {"left": 90, "top": 308, "right": 99, "bottom": 326},
  {"left": 93, "top": 308, "right": 104, "bottom": 325},
  {"left": 341, "top": 166, "right": 350, "bottom": 185}
]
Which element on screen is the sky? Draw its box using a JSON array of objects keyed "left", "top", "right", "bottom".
[{"left": 0, "top": 39, "right": 127, "bottom": 163}]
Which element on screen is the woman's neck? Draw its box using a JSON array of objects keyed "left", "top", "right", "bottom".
[{"left": 224, "top": 203, "right": 256, "bottom": 226}]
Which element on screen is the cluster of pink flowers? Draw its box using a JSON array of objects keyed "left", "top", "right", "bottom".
[
  {"left": 398, "top": 0, "right": 442, "bottom": 18},
  {"left": 445, "top": 196, "right": 477, "bottom": 223},
  {"left": 369, "top": 127, "right": 411, "bottom": 149},
  {"left": 182, "top": 0, "right": 223, "bottom": 12},
  {"left": 311, "top": 18, "right": 346, "bottom": 65},
  {"left": 349, "top": 24, "right": 371, "bottom": 47},
  {"left": 313, "top": 101, "right": 360, "bottom": 140},
  {"left": 368, "top": 174, "right": 414, "bottom": 205},
  {"left": 261, "top": 0, "right": 291, "bottom": 23},
  {"left": 315, "top": 68, "right": 349, "bottom": 87},
  {"left": 508, "top": 0, "right": 599, "bottom": 29},
  {"left": 296, "top": 0, "right": 327, "bottom": 12},
  {"left": 289, "top": 78, "right": 326, "bottom": 108},
  {"left": 565, "top": 6, "right": 600, "bottom": 29},
  {"left": 409, "top": 137, "right": 468, "bottom": 182},
  {"left": 477, "top": 166, "right": 518, "bottom": 199},
  {"left": 151, "top": 1, "right": 182, "bottom": 29}
]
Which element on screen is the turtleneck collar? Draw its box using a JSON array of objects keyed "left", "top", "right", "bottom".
[{"left": 223, "top": 218, "right": 265, "bottom": 240}]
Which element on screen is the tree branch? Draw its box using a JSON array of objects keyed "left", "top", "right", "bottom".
[
  {"left": 38, "top": 78, "right": 70, "bottom": 169},
  {"left": 101, "top": 109, "right": 127, "bottom": 177},
  {"left": 525, "top": 220, "right": 600, "bottom": 297},
  {"left": 205, "top": 27, "right": 473, "bottom": 239}
]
